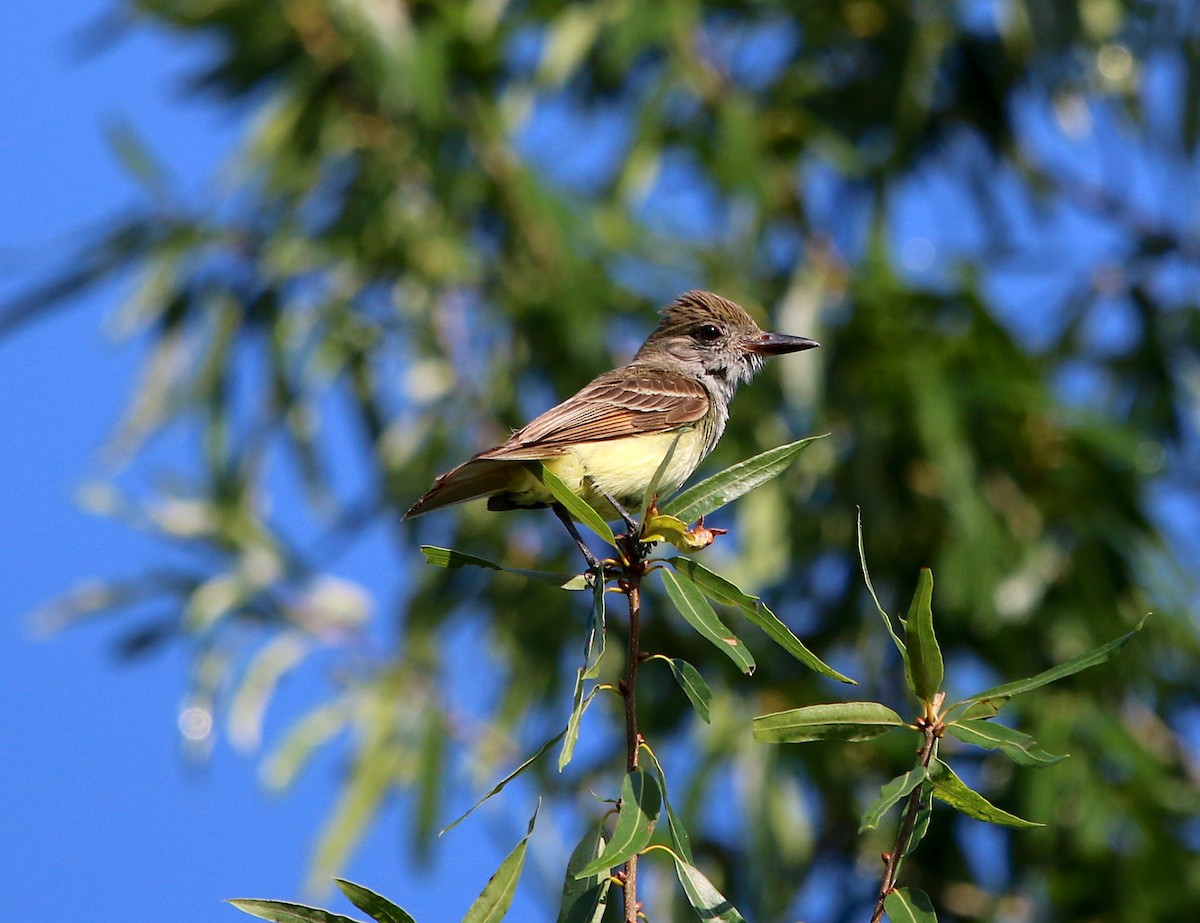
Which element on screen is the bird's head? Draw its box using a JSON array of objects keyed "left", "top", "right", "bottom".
[{"left": 634, "top": 290, "right": 819, "bottom": 395}]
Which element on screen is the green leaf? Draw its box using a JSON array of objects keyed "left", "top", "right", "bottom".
[
  {"left": 228, "top": 900, "right": 363, "bottom": 923},
  {"left": 857, "top": 508, "right": 905, "bottom": 657},
  {"left": 639, "top": 430, "right": 683, "bottom": 522},
  {"left": 859, "top": 767, "right": 928, "bottom": 832},
  {"left": 556, "top": 826, "right": 610, "bottom": 923},
  {"left": 558, "top": 686, "right": 599, "bottom": 771},
  {"left": 641, "top": 744, "right": 694, "bottom": 864},
  {"left": 658, "top": 568, "right": 755, "bottom": 675},
  {"left": 664, "top": 657, "right": 712, "bottom": 723},
  {"left": 661, "top": 435, "right": 825, "bottom": 523},
  {"left": 753, "top": 701, "right": 906, "bottom": 744},
  {"left": 903, "top": 568, "right": 943, "bottom": 703},
  {"left": 462, "top": 802, "right": 539, "bottom": 923},
  {"left": 928, "top": 759, "right": 1041, "bottom": 828},
  {"left": 671, "top": 857, "right": 747, "bottom": 923},
  {"left": 442, "top": 729, "right": 565, "bottom": 834},
  {"left": 905, "top": 796, "right": 933, "bottom": 858},
  {"left": 670, "top": 557, "right": 854, "bottom": 684},
  {"left": 575, "top": 771, "right": 662, "bottom": 879},
  {"left": 949, "top": 618, "right": 1148, "bottom": 716},
  {"left": 947, "top": 719, "right": 1067, "bottom": 768},
  {"left": 335, "top": 880, "right": 417, "bottom": 923},
  {"left": 525, "top": 463, "right": 616, "bottom": 546},
  {"left": 883, "top": 887, "right": 938, "bottom": 923},
  {"left": 419, "top": 546, "right": 588, "bottom": 590}
]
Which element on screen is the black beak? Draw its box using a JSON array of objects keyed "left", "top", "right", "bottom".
[{"left": 744, "top": 332, "right": 820, "bottom": 355}]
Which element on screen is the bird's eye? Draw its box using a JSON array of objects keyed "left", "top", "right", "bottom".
[{"left": 695, "top": 324, "right": 722, "bottom": 342}]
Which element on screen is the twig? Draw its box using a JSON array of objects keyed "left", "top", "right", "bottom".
[
  {"left": 617, "top": 525, "right": 649, "bottom": 923},
  {"left": 870, "top": 718, "right": 940, "bottom": 923}
]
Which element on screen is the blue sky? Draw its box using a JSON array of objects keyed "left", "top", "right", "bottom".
[{"left": 0, "top": 4, "right": 541, "bottom": 921}]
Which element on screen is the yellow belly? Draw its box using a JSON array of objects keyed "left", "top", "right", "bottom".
[{"left": 506, "top": 427, "right": 709, "bottom": 519}]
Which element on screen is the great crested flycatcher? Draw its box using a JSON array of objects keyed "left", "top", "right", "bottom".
[{"left": 404, "top": 290, "right": 818, "bottom": 523}]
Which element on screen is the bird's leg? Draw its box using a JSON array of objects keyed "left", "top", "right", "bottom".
[
  {"left": 597, "top": 488, "right": 640, "bottom": 537},
  {"left": 552, "top": 503, "right": 602, "bottom": 573}
]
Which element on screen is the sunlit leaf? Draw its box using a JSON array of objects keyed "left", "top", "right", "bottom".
[
  {"left": 903, "top": 568, "right": 943, "bottom": 704},
  {"left": 442, "top": 729, "right": 565, "bottom": 835},
  {"left": 671, "top": 857, "right": 747, "bottom": 923},
  {"left": 228, "top": 899, "right": 362, "bottom": 923},
  {"left": 575, "top": 771, "right": 661, "bottom": 879},
  {"left": 753, "top": 701, "right": 906, "bottom": 743},
  {"left": 525, "top": 462, "right": 616, "bottom": 546},
  {"left": 461, "top": 802, "right": 539, "bottom": 923},
  {"left": 664, "top": 656, "right": 712, "bottom": 723},
  {"left": 335, "top": 880, "right": 417, "bottom": 923},
  {"left": 859, "top": 767, "right": 928, "bottom": 832},
  {"left": 883, "top": 887, "right": 937, "bottom": 923},
  {"left": 661, "top": 435, "right": 825, "bottom": 523},
  {"left": 658, "top": 567, "right": 755, "bottom": 675},
  {"left": 947, "top": 719, "right": 1066, "bottom": 768},
  {"left": 929, "top": 759, "right": 1041, "bottom": 828}
]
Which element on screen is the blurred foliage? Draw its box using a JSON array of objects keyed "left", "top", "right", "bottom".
[{"left": 11, "top": 0, "right": 1200, "bottom": 919}]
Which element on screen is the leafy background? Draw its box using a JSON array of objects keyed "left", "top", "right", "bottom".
[{"left": 4, "top": 1, "right": 1200, "bottom": 921}]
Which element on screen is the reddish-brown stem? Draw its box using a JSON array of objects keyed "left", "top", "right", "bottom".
[
  {"left": 618, "top": 531, "right": 647, "bottom": 923},
  {"left": 870, "top": 721, "right": 939, "bottom": 923}
]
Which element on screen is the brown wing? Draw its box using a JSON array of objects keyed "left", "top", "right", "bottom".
[{"left": 478, "top": 365, "right": 710, "bottom": 460}]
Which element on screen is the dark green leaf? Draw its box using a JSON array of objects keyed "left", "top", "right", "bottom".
[
  {"left": 658, "top": 568, "right": 755, "bottom": 674},
  {"left": 525, "top": 463, "right": 616, "bottom": 546},
  {"left": 419, "top": 546, "right": 588, "bottom": 590},
  {"left": 947, "top": 719, "right": 1067, "bottom": 768},
  {"left": 859, "top": 767, "right": 928, "bottom": 832},
  {"left": 753, "top": 702, "right": 906, "bottom": 743},
  {"left": 670, "top": 558, "right": 853, "bottom": 683},
  {"left": 575, "top": 771, "right": 662, "bottom": 879},
  {"left": 335, "top": 881, "right": 417, "bottom": 923},
  {"left": 665, "top": 657, "right": 712, "bottom": 723},
  {"left": 903, "top": 568, "right": 942, "bottom": 703},
  {"left": 558, "top": 686, "right": 599, "bottom": 772},
  {"left": 672, "top": 857, "right": 747, "bottom": 923},
  {"left": 442, "top": 730, "right": 565, "bottom": 834},
  {"left": 929, "top": 759, "right": 1041, "bottom": 828},
  {"left": 560, "top": 575, "right": 606, "bottom": 769},
  {"left": 557, "top": 826, "right": 610, "bottom": 923},
  {"left": 950, "top": 618, "right": 1148, "bottom": 716},
  {"left": 228, "top": 900, "right": 362, "bottom": 923},
  {"left": 661, "top": 435, "right": 825, "bottom": 523},
  {"left": 461, "top": 802, "right": 539, "bottom": 923},
  {"left": 857, "top": 509, "right": 905, "bottom": 657},
  {"left": 641, "top": 744, "right": 694, "bottom": 864},
  {"left": 905, "top": 797, "right": 933, "bottom": 858},
  {"left": 883, "top": 887, "right": 938, "bottom": 923}
]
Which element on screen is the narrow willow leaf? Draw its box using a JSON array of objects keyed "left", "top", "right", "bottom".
[
  {"left": 639, "top": 430, "right": 683, "bottom": 522},
  {"left": 442, "top": 729, "right": 565, "bottom": 834},
  {"left": 857, "top": 509, "right": 905, "bottom": 656},
  {"left": 658, "top": 567, "right": 755, "bottom": 675},
  {"left": 949, "top": 618, "right": 1147, "bottom": 716},
  {"left": 415, "top": 708, "right": 445, "bottom": 852},
  {"left": 859, "top": 767, "right": 928, "bottom": 832},
  {"left": 905, "top": 796, "right": 933, "bottom": 858},
  {"left": 641, "top": 744, "right": 696, "bottom": 865},
  {"left": 661, "top": 435, "right": 825, "bottom": 523},
  {"left": 903, "top": 568, "right": 943, "bottom": 703},
  {"left": 419, "top": 546, "right": 587, "bottom": 590},
  {"left": 883, "top": 887, "right": 938, "bottom": 923},
  {"left": 947, "top": 719, "right": 1067, "bottom": 768},
  {"left": 672, "top": 858, "right": 748, "bottom": 923},
  {"left": 526, "top": 463, "right": 616, "bottom": 546},
  {"left": 557, "top": 827, "right": 610, "bottom": 923},
  {"left": 559, "top": 686, "right": 599, "bottom": 771},
  {"left": 335, "top": 880, "right": 417, "bottom": 923},
  {"left": 670, "top": 558, "right": 854, "bottom": 684},
  {"left": 753, "top": 701, "right": 906, "bottom": 744},
  {"left": 228, "top": 900, "right": 362, "bottom": 923},
  {"left": 960, "top": 698, "right": 1006, "bottom": 721},
  {"left": 929, "top": 759, "right": 1041, "bottom": 828},
  {"left": 666, "top": 657, "right": 712, "bottom": 723},
  {"left": 575, "top": 771, "right": 662, "bottom": 879},
  {"left": 461, "top": 803, "right": 539, "bottom": 923}
]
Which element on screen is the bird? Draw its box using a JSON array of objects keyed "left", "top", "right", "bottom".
[{"left": 404, "top": 290, "right": 819, "bottom": 537}]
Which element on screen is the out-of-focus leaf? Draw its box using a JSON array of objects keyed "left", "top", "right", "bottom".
[
  {"left": 658, "top": 567, "right": 755, "bottom": 675},
  {"left": 859, "top": 767, "right": 929, "bottom": 832},
  {"left": 556, "top": 826, "right": 609, "bottom": 923},
  {"left": 903, "top": 568, "right": 943, "bottom": 704},
  {"left": 461, "top": 802, "right": 539, "bottom": 923},
  {"left": 883, "top": 887, "right": 938, "bottom": 923},
  {"left": 419, "top": 546, "right": 588, "bottom": 590},
  {"left": 669, "top": 557, "right": 854, "bottom": 683},
  {"left": 671, "top": 857, "right": 747, "bottom": 923},
  {"left": 335, "top": 880, "right": 417, "bottom": 923},
  {"left": 229, "top": 633, "right": 309, "bottom": 752},
  {"left": 104, "top": 118, "right": 170, "bottom": 199},
  {"left": 443, "top": 728, "right": 566, "bottom": 835},
  {"left": 575, "top": 771, "right": 661, "bottom": 879},
  {"left": 661, "top": 435, "right": 825, "bottom": 523},
  {"left": 949, "top": 618, "right": 1148, "bottom": 716},
  {"left": 929, "top": 758, "right": 1041, "bottom": 828},
  {"left": 947, "top": 719, "right": 1067, "bottom": 768},
  {"left": 264, "top": 698, "right": 355, "bottom": 791},
  {"left": 753, "top": 702, "right": 906, "bottom": 743}
]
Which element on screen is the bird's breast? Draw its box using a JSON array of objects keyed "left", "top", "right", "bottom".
[{"left": 559, "top": 426, "right": 711, "bottom": 511}]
